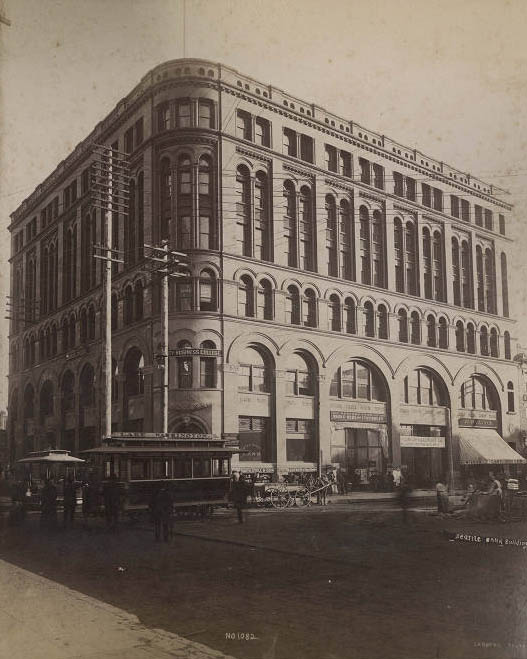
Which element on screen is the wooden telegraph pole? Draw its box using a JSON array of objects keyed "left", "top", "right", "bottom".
[{"left": 91, "top": 145, "right": 129, "bottom": 441}]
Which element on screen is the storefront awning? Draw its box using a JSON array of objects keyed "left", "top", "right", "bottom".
[{"left": 459, "top": 429, "right": 526, "bottom": 465}]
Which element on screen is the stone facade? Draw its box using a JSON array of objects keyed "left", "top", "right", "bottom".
[{"left": 7, "top": 58, "right": 521, "bottom": 486}]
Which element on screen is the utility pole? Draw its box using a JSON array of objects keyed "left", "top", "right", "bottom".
[
  {"left": 143, "top": 243, "right": 187, "bottom": 433},
  {"left": 91, "top": 145, "right": 129, "bottom": 441}
]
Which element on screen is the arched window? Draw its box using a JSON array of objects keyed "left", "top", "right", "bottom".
[
  {"left": 372, "top": 210, "right": 385, "bottom": 287},
  {"left": 283, "top": 181, "right": 297, "bottom": 268},
  {"left": 175, "top": 268, "right": 193, "bottom": 311},
  {"left": 111, "top": 293, "right": 118, "bottom": 330},
  {"left": 329, "top": 294, "right": 341, "bottom": 331},
  {"left": 299, "top": 186, "right": 314, "bottom": 271},
  {"left": 427, "top": 315, "right": 436, "bottom": 347},
  {"left": 410, "top": 311, "right": 420, "bottom": 345},
  {"left": 330, "top": 360, "right": 386, "bottom": 401},
  {"left": 257, "top": 279, "right": 273, "bottom": 320},
  {"left": 235, "top": 165, "right": 251, "bottom": 256},
  {"left": 199, "top": 156, "right": 214, "bottom": 250},
  {"left": 455, "top": 321, "right": 465, "bottom": 352},
  {"left": 325, "top": 195, "right": 337, "bottom": 277},
  {"left": 239, "top": 346, "right": 270, "bottom": 392},
  {"left": 239, "top": 275, "right": 254, "bottom": 317},
  {"left": 461, "top": 241, "right": 471, "bottom": 308},
  {"left": 398, "top": 309, "right": 408, "bottom": 343},
  {"left": 39, "top": 381, "right": 54, "bottom": 423},
  {"left": 62, "top": 318, "right": 69, "bottom": 353},
  {"left": 378, "top": 304, "right": 388, "bottom": 339},
  {"left": 80, "top": 308, "right": 88, "bottom": 343},
  {"left": 344, "top": 297, "right": 356, "bottom": 334},
  {"left": 359, "top": 206, "right": 371, "bottom": 285},
  {"left": 285, "top": 352, "right": 314, "bottom": 396},
  {"left": 476, "top": 246, "right": 484, "bottom": 311},
  {"left": 432, "top": 230, "right": 444, "bottom": 301},
  {"left": 124, "top": 348, "right": 145, "bottom": 396},
  {"left": 79, "top": 364, "right": 95, "bottom": 407},
  {"left": 339, "top": 200, "right": 353, "bottom": 280},
  {"left": 403, "top": 369, "right": 446, "bottom": 406},
  {"left": 285, "top": 285, "right": 301, "bottom": 325},
  {"left": 177, "top": 155, "right": 192, "bottom": 250},
  {"left": 484, "top": 248, "right": 496, "bottom": 314},
  {"left": 480, "top": 326, "right": 489, "bottom": 356},
  {"left": 160, "top": 158, "right": 172, "bottom": 241},
  {"left": 364, "top": 301, "right": 375, "bottom": 337},
  {"left": 466, "top": 323, "right": 476, "bottom": 354},
  {"left": 423, "top": 228, "right": 432, "bottom": 300},
  {"left": 254, "top": 171, "right": 271, "bottom": 260},
  {"left": 200, "top": 340, "right": 216, "bottom": 388},
  {"left": 501, "top": 253, "right": 509, "bottom": 318},
  {"left": 61, "top": 371, "right": 75, "bottom": 413},
  {"left": 507, "top": 381, "right": 515, "bottom": 413},
  {"left": 68, "top": 314, "right": 76, "bottom": 348},
  {"left": 438, "top": 317, "right": 448, "bottom": 349},
  {"left": 490, "top": 328, "right": 498, "bottom": 357},
  {"left": 452, "top": 237, "right": 461, "bottom": 306},
  {"left": 124, "top": 285, "right": 134, "bottom": 325},
  {"left": 303, "top": 288, "right": 317, "bottom": 328},
  {"left": 459, "top": 375, "right": 497, "bottom": 411},
  {"left": 176, "top": 340, "right": 193, "bottom": 390},
  {"left": 88, "top": 306, "right": 96, "bottom": 341},
  {"left": 23, "top": 384, "right": 35, "bottom": 419},
  {"left": 394, "top": 218, "right": 404, "bottom": 293},
  {"left": 134, "top": 281, "right": 144, "bottom": 320},
  {"left": 504, "top": 331, "right": 511, "bottom": 360},
  {"left": 199, "top": 269, "right": 217, "bottom": 311}
]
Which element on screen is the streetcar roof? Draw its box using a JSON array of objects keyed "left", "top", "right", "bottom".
[
  {"left": 80, "top": 446, "right": 241, "bottom": 455},
  {"left": 18, "top": 450, "right": 85, "bottom": 464}
]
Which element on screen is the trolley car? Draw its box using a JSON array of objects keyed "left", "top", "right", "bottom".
[{"left": 81, "top": 432, "right": 239, "bottom": 518}]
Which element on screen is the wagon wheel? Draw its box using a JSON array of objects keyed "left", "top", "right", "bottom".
[
  {"left": 292, "top": 487, "right": 311, "bottom": 507},
  {"left": 270, "top": 488, "right": 290, "bottom": 509}
]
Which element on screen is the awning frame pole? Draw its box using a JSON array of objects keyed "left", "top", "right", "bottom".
[{"left": 447, "top": 408, "right": 455, "bottom": 490}]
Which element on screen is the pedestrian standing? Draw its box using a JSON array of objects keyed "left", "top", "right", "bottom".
[
  {"left": 63, "top": 475, "right": 77, "bottom": 527},
  {"left": 150, "top": 483, "right": 173, "bottom": 542},
  {"left": 41, "top": 479, "right": 58, "bottom": 529},
  {"left": 435, "top": 478, "right": 449, "bottom": 514},
  {"left": 103, "top": 473, "right": 121, "bottom": 531},
  {"left": 231, "top": 472, "right": 248, "bottom": 523}
]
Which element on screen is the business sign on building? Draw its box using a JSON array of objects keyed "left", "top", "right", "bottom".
[
  {"left": 110, "top": 432, "right": 215, "bottom": 440},
  {"left": 330, "top": 411, "right": 387, "bottom": 424},
  {"left": 458, "top": 418, "right": 498, "bottom": 429},
  {"left": 168, "top": 348, "right": 222, "bottom": 357},
  {"left": 400, "top": 435, "right": 445, "bottom": 449}
]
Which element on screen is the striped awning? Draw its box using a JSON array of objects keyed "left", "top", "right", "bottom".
[{"left": 459, "top": 428, "right": 526, "bottom": 465}]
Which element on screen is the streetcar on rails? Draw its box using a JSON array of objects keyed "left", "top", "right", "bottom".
[{"left": 81, "top": 432, "right": 239, "bottom": 518}]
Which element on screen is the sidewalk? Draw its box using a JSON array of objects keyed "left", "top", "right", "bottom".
[{"left": 0, "top": 558, "right": 234, "bottom": 659}]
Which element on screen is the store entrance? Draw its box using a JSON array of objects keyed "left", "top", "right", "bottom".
[
  {"left": 345, "top": 428, "right": 384, "bottom": 490},
  {"left": 400, "top": 447, "right": 445, "bottom": 488}
]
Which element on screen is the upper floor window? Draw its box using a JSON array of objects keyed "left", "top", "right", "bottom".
[
  {"left": 124, "top": 126, "right": 134, "bottom": 154},
  {"left": 239, "top": 275, "right": 254, "bottom": 317},
  {"left": 198, "top": 100, "right": 214, "bottom": 128},
  {"left": 475, "top": 205, "right": 483, "bottom": 227},
  {"left": 403, "top": 369, "right": 446, "bottom": 406},
  {"left": 158, "top": 103, "right": 170, "bottom": 131},
  {"left": 325, "top": 145, "right": 337, "bottom": 173},
  {"left": 499, "top": 214, "right": 505, "bottom": 236},
  {"left": 299, "top": 134, "right": 314, "bottom": 163},
  {"left": 257, "top": 279, "right": 273, "bottom": 320},
  {"left": 359, "top": 158, "right": 371, "bottom": 185},
  {"left": 176, "top": 341, "right": 192, "bottom": 389},
  {"left": 199, "top": 269, "right": 217, "bottom": 311},
  {"left": 135, "top": 117, "right": 144, "bottom": 146},
  {"left": 239, "top": 346, "right": 270, "bottom": 393},
  {"left": 200, "top": 341, "right": 217, "bottom": 388},
  {"left": 451, "top": 195, "right": 460, "bottom": 218},
  {"left": 283, "top": 128, "right": 297, "bottom": 157},
  {"left": 285, "top": 353, "right": 314, "bottom": 396},
  {"left": 484, "top": 209, "right": 493, "bottom": 231},
  {"left": 459, "top": 376, "right": 497, "bottom": 411},
  {"left": 236, "top": 110, "right": 252, "bottom": 141},
  {"left": 177, "top": 100, "right": 191, "bottom": 127},
  {"left": 255, "top": 117, "right": 270, "bottom": 147},
  {"left": 372, "top": 163, "right": 384, "bottom": 190},
  {"left": 461, "top": 199, "right": 470, "bottom": 222}
]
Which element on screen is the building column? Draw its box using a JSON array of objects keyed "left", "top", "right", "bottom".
[
  {"left": 274, "top": 369, "right": 288, "bottom": 479},
  {"left": 388, "top": 312, "right": 399, "bottom": 342},
  {"left": 443, "top": 222, "right": 454, "bottom": 305},
  {"left": 318, "top": 374, "right": 331, "bottom": 470},
  {"left": 356, "top": 306, "right": 366, "bottom": 336}
]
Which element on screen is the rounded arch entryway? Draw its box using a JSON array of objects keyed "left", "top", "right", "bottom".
[{"left": 169, "top": 416, "right": 209, "bottom": 435}]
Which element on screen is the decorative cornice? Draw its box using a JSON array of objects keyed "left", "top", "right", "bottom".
[
  {"left": 324, "top": 177, "right": 354, "bottom": 193},
  {"left": 359, "top": 190, "right": 385, "bottom": 206},
  {"left": 283, "top": 163, "right": 315, "bottom": 181},
  {"left": 235, "top": 145, "right": 272, "bottom": 165},
  {"left": 393, "top": 203, "right": 417, "bottom": 219}
]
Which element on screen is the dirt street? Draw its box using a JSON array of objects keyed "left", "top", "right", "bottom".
[{"left": 1, "top": 505, "right": 526, "bottom": 659}]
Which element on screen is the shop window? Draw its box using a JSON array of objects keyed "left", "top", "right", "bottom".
[
  {"left": 238, "top": 416, "right": 270, "bottom": 462},
  {"left": 286, "top": 419, "right": 314, "bottom": 462}
]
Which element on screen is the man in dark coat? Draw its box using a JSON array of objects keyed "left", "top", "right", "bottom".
[
  {"left": 63, "top": 475, "right": 77, "bottom": 527},
  {"left": 150, "top": 483, "right": 173, "bottom": 542},
  {"left": 41, "top": 479, "right": 58, "bottom": 529},
  {"left": 103, "top": 473, "right": 121, "bottom": 531},
  {"left": 231, "top": 473, "right": 249, "bottom": 523}
]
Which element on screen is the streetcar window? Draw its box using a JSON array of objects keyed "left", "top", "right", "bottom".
[
  {"left": 193, "top": 458, "right": 211, "bottom": 478},
  {"left": 222, "top": 459, "right": 230, "bottom": 475},
  {"left": 152, "top": 459, "right": 170, "bottom": 479},
  {"left": 105, "top": 458, "right": 121, "bottom": 479},
  {"left": 212, "top": 459, "right": 230, "bottom": 476},
  {"left": 131, "top": 459, "right": 150, "bottom": 480},
  {"left": 174, "top": 458, "right": 192, "bottom": 479}
]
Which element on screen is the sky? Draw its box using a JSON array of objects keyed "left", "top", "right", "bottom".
[{"left": 0, "top": 0, "right": 526, "bottom": 408}]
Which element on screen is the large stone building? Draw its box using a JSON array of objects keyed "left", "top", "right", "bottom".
[{"left": 7, "top": 58, "right": 525, "bottom": 487}]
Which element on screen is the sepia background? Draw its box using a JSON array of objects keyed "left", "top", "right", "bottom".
[{"left": 1, "top": 0, "right": 526, "bottom": 409}]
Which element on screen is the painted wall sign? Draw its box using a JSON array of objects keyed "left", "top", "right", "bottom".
[
  {"left": 168, "top": 348, "right": 222, "bottom": 357},
  {"left": 458, "top": 418, "right": 498, "bottom": 428},
  {"left": 110, "top": 432, "right": 215, "bottom": 440},
  {"left": 330, "top": 411, "right": 387, "bottom": 424},
  {"left": 400, "top": 436, "right": 446, "bottom": 448}
]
